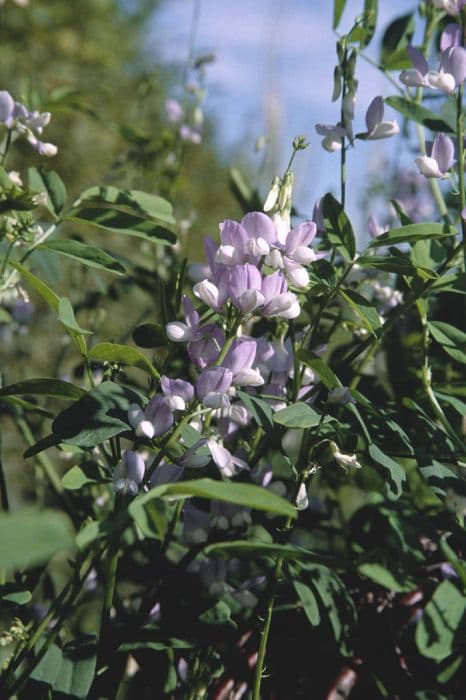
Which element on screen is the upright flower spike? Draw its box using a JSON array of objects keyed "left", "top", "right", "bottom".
[{"left": 415, "top": 133, "right": 455, "bottom": 178}]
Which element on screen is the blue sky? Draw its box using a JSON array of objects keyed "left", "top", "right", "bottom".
[{"left": 152, "top": 0, "right": 415, "bottom": 229}]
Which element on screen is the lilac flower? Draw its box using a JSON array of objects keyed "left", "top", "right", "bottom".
[
  {"left": 207, "top": 439, "right": 249, "bottom": 477},
  {"left": 313, "top": 198, "right": 326, "bottom": 234},
  {"left": 166, "top": 295, "right": 202, "bottom": 342},
  {"left": 128, "top": 395, "right": 174, "bottom": 439},
  {"left": 0, "top": 91, "right": 57, "bottom": 156},
  {"left": 433, "top": 0, "right": 466, "bottom": 14},
  {"left": 188, "top": 325, "right": 224, "bottom": 368},
  {"left": 216, "top": 213, "right": 277, "bottom": 265},
  {"left": 195, "top": 367, "right": 233, "bottom": 408},
  {"left": 113, "top": 450, "right": 145, "bottom": 495},
  {"left": 222, "top": 338, "right": 264, "bottom": 386},
  {"left": 0, "top": 91, "right": 14, "bottom": 126},
  {"left": 368, "top": 214, "right": 387, "bottom": 238},
  {"left": 150, "top": 462, "right": 184, "bottom": 488},
  {"left": 227, "top": 263, "right": 265, "bottom": 313},
  {"left": 440, "top": 23, "right": 461, "bottom": 51},
  {"left": 315, "top": 123, "right": 347, "bottom": 152},
  {"left": 400, "top": 44, "right": 466, "bottom": 94},
  {"left": 179, "top": 124, "right": 202, "bottom": 144},
  {"left": 415, "top": 133, "right": 454, "bottom": 178},
  {"left": 160, "top": 376, "right": 194, "bottom": 410},
  {"left": 261, "top": 271, "right": 300, "bottom": 319},
  {"left": 165, "top": 98, "right": 184, "bottom": 123},
  {"left": 359, "top": 97, "right": 399, "bottom": 141}
]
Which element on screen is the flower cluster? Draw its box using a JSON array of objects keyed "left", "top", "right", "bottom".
[
  {"left": 400, "top": 41, "right": 466, "bottom": 95},
  {"left": 112, "top": 196, "right": 326, "bottom": 493},
  {"left": 0, "top": 90, "right": 57, "bottom": 157}
]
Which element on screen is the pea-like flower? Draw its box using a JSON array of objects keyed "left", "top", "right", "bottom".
[
  {"left": 400, "top": 44, "right": 466, "bottom": 94},
  {"left": 195, "top": 367, "right": 233, "bottom": 409},
  {"left": 113, "top": 450, "right": 146, "bottom": 496},
  {"left": 358, "top": 97, "right": 399, "bottom": 141},
  {"left": 128, "top": 395, "right": 174, "bottom": 439},
  {"left": 415, "top": 133, "right": 454, "bottom": 178}
]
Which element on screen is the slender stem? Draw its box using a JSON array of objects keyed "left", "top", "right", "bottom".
[
  {"left": 0, "top": 428, "right": 9, "bottom": 511},
  {"left": 418, "top": 301, "right": 465, "bottom": 452},
  {"left": 457, "top": 82, "right": 466, "bottom": 269},
  {"left": 252, "top": 522, "right": 290, "bottom": 700},
  {"left": 340, "top": 46, "right": 347, "bottom": 209}
]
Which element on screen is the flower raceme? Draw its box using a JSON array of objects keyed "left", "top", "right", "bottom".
[
  {"left": 0, "top": 90, "right": 57, "bottom": 157},
  {"left": 400, "top": 42, "right": 466, "bottom": 95}
]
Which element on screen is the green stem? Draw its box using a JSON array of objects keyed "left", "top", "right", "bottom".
[
  {"left": 340, "top": 46, "right": 347, "bottom": 209},
  {"left": 0, "top": 428, "right": 9, "bottom": 511},
  {"left": 252, "top": 523, "right": 290, "bottom": 700},
  {"left": 418, "top": 301, "right": 464, "bottom": 453},
  {"left": 1, "top": 553, "right": 95, "bottom": 695},
  {"left": 457, "top": 82, "right": 466, "bottom": 269},
  {"left": 15, "top": 416, "right": 78, "bottom": 521}
]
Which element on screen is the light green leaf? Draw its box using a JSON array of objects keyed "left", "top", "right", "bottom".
[
  {"left": 416, "top": 581, "right": 466, "bottom": 661},
  {"left": 339, "top": 288, "right": 381, "bottom": 334},
  {"left": 88, "top": 342, "right": 160, "bottom": 378},
  {"left": 273, "top": 402, "right": 324, "bottom": 429},
  {"left": 129, "top": 478, "right": 297, "bottom": 521},
  {"left": 385, "top": 96, "right": 455, "bottom": 133},
  {"left": 40, "top": 239, "right": 125, "bottom": 275},
  {"left": 28, "top": 166, "right": 67, "bottom": 216},
  {"left": 370, "top": 222, "right": 457, "bottom": 248},
  {"left": 297, "top": 354, "right": 340, "bottom": 389},
  {"left": 0, "top": 510, "right": 74, "bottom": 572}
]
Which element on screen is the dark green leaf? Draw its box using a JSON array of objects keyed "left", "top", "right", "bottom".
[
  {"left": 77, "top": 186, "right": 174, "bottom": 225},
  {"left": 199, "top": 600, "right": 235, "bottom": 628},
  {"left": 323, "top": 193, "right": 356, "bottom": 260},
  {"left": 66, "top": 207, "right": 176, "bottom": 245},
  {"left": 380, "top": 13, "right": 414, "bottom": 68},
  {"left": 369, "top": 222, "right": 457, "bottom": 247},
  {"left": 357, "top": 255, "right": 436, "bottom": 278},
  {"left": 28, "top": 166, "right": 67, "bottom": 216},
  {"left": 132, "top": 322, "right": 166, "bottom": 348},
  {"left": 204, "top": 541, "right": 335, "bottom": 564},
  {"left": 359, "top": 0, "right": 378, "bottom": 48},
  {"left": 40, "top": 239, "right": 125, "bottom": 275},
  {"left": 52, "top": 381, "right": 139, "bottom": 448},
  {"left": 333, "top": 0, "right": 346, "bottom": 29},
  {"left": 0, "top": 510, "right": 74, "bottom": 572},
  {"left": 294, "top": 580, "right": 320, "bottom": 625},
  {"left": 236, "top": 390, "right": 274, "bottom": 433},
  {"left": 0, "top": 378, "right": 85, "bottom": 400},
  {"left": 428, "top": 321, "right": 466, "bottom": 364},
  {"left": 369, "top": 444, "right": 406, "bottom": 499}
]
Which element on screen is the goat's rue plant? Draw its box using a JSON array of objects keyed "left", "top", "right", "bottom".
[{"left": 0, "top": 1, "right": 466, "bottom": 698}]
